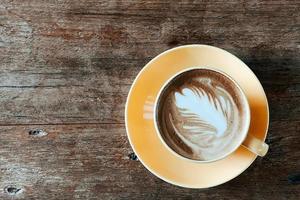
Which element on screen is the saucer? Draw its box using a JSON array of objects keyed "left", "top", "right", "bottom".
[{"left": 125, "top": 45, "right": 269, "bottom": 188}]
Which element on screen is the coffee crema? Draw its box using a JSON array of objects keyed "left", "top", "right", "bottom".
[{"left": 156, "top": 69, "right": 248, "bottom": 161}]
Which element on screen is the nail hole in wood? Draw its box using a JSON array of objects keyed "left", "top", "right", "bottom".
[
  {"left": 4, "top": 186, "right": 23, "bottom": 195},
  {"left": 28, "top": 129, "right": 48, "bottom": 137},
  {"left": 128, "top": 152, "right": 139, "bottom": 161},
  {"left": 288, "top": 173, "right": 300, "bottom": 185}
]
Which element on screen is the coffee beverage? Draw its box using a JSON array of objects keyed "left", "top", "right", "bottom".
[{"left": 155, "top": 68, "right": 249, "bottom": 161}]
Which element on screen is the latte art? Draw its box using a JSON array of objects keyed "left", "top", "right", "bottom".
[
  {"left": 166, "top": 79, "right": 239, "bottom": 160},
  {"left": 156, "top": 69, "right": 248, "bottom": 161}
]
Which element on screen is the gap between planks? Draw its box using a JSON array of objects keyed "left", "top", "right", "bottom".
[{"left": 0, "top": 122, "right": 125, "bottom": 126}]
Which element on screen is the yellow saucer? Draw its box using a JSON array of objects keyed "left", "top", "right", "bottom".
[{"left": 125, "top": 45, "right": 269, "bottom": 188}]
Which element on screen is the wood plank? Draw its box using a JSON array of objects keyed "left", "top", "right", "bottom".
[
  {"left": 0, "top": 121, "right": 299, "bottom": 199},
  {"left": 0, "top": 56, "right": 298, "bottom": 124},
  {"left": 0, "top": 0, "right": 298, "bottom": 65},
  {"left": 0, "top": 0, "right": 299, "bottom": 124}
]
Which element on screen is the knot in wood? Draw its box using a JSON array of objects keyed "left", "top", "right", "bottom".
[
  {"left": 128, "top": 152, "right": 139, "bottom": 161},
  {"left": 288, "top": 174, "right": 300, "bottom": 185},
  {"left": 28, "top": 129, "right": 48, "bottom": 137},
  {"left": 4, "top": 186, "right": 23, "bottom": 195}
]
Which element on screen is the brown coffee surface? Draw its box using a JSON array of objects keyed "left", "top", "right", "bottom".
[{"left": 156, "top": 69, "right": 248, "bottom": 161}]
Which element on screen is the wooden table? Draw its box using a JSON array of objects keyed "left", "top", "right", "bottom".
[{"left": 0, "top": 0, "right": 299, "bottom": 199}]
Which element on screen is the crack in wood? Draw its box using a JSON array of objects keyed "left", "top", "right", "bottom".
[
  {"left": 0, "top": 122, "right": 125, "bottom": 126},
  {"left": 0, "top": 85, "right": 84, "bottom": 88}
]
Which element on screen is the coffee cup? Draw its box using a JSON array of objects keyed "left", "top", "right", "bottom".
[{"left": 154, "top": 67, "right": 269, "bottom": 162}]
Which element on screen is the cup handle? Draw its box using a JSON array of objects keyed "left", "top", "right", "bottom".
[{"left": 242, "top": 134, "right": 269, "bottom": 157}]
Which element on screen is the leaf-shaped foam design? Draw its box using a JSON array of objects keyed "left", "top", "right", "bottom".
[{"left": 174, "top": 87, "right": 230, "bottom": 137}]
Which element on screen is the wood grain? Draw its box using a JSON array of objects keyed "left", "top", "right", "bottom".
[{"left": 0, "top": 0, "right": 299, "bottom": 199}]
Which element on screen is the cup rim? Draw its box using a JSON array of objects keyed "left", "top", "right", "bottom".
[{"left": 153, "top": 66, "right": 251, "bottom": 163}]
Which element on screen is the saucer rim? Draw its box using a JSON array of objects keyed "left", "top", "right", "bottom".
[{"left": 125, "top": 44, "right": 269, "bottom": 188}]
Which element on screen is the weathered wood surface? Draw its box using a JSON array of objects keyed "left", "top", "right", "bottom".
[{"left": 0, "top": 0, "right": 299, "bottom": 199}]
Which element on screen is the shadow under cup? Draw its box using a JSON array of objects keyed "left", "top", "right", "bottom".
[{"left": 154, "top": 68, "right": 250, "bottom": 162}]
